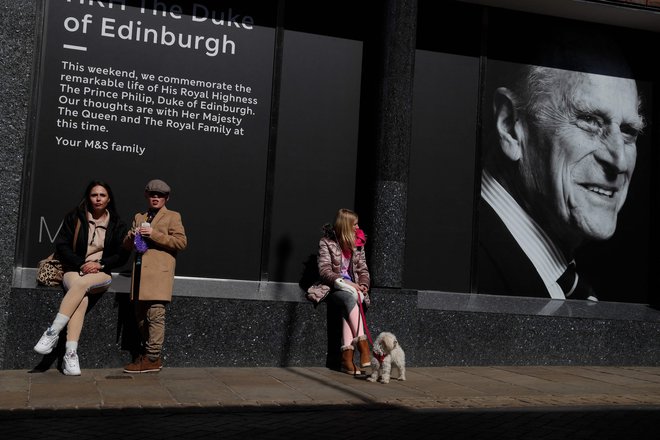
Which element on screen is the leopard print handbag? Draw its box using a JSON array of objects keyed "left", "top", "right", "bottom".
[
  {"left": 35, "top": 218, "right": 81, "bottom": 287},
  {"left": 36, "top": 254, "right": 64, "bottom": 286}
]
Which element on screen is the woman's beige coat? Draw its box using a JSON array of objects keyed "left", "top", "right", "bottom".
[{"left": 125, "top": 207, "right": 187, "bottom": 301}]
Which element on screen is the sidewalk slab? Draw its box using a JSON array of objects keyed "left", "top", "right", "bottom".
[{"left": 1, "top": 366, "right": 660, "bottom": 412}]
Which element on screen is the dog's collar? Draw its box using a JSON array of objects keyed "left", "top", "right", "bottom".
[{"left": 373, "top": 351, "right": 386, "bottom": 364}]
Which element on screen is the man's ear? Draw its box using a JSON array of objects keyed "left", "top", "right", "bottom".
[{"left": 493, "top": 87, "right": 524, "bottom": 162}]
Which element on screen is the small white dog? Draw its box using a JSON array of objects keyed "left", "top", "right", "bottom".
[{"left": 367, "top": 332, "right": 406, "bottom": 384}]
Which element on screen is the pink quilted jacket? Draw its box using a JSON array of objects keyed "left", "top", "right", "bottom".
[{"left": 306, "top": 225, "right": 370, "bottom": 304}]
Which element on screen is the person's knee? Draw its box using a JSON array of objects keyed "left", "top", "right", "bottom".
[
  {"left": 146, "top": 303, "right": 166, "bottom": 324},
  {"left": 85, "top": 275, "right": 112, "bottom": 295}
]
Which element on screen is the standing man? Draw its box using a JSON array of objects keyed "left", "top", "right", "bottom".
[
  {"left": 123, "top": 179, "right": 187, "bottom": 373},
  {"left": 478, "top": 58, "right": 645, "bottom": 301}
]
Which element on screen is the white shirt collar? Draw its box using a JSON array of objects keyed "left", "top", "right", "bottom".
[{"left": 481, "top": 170, "right": 569, "bottom": 299}]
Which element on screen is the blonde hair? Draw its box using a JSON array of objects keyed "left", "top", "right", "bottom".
[{"left": 334, "top": 208, "right": 358, "bottom": 252}]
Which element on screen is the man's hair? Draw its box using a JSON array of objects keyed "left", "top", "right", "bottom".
[
  {"left": 506, "top": 66, "right": 579, "bottom": 129},
  {"left": 482, "top": 18, "right": 641, "bottom": 165},
  {"left": 504, "top": 63, "right": 641, "bottom": 127}
]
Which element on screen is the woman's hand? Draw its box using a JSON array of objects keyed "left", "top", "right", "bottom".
[
  {"left": 346, "top": 280, "right": 367, "bottom": 293},
  {"left": 80, "top": 261, "right": 102, "bottom": 274}
]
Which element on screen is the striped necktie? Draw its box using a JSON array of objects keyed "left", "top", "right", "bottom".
[
  {"left": 557, "top": 262, "right": 578, "bottom": 297},
  {"left": 557, "top": 261, "right": 598, "bottom": 301}
]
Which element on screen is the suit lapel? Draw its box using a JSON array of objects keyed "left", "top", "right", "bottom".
[
  {"left": 477, "top": 198, "right": 549, "bottom": 297},
  {"left": 150, "top": 206, "right": 169, "bottom": 227}
]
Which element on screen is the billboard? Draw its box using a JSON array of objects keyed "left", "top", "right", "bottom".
[
  {"left": 20, "top": 0, "right": 366, "bottom": 285},
  {"left": 24, "top": 0, "right": 276, "bottom": 279},
  {"left": 408, "top": 4, "right": 656, "bottom": 304}
]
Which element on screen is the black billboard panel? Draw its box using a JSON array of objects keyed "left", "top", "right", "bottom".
[{"left": 24, "top": 0, "right": 278, "bottom": 279}]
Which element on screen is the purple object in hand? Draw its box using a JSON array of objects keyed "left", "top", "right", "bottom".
[{"left": 134, "top": 232, "right": 148, "bottom": 253}]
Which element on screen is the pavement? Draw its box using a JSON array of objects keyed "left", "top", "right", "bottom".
[{"left": 1, "top": 365, "right": 660, "bottom": 439}]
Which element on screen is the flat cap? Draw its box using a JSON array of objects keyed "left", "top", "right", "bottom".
[{"left": 145, "top": 179, "right": 171, "bottom": 194}]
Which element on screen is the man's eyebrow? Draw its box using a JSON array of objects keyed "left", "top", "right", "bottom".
[
  {"left": 566, "top": 96, "right": 596, "bottom": 116},
  {"left": 569, "top": 101, "right": 606, "bottom": 122},
  {"left": 625, "top": 116, "right": 645, "bottom": 133},
  {"left": 572, "top": 98, "right": 645, "bottom": 130},
  {"left": 622, "top": 105, "right": 646, "bottom": 133}
]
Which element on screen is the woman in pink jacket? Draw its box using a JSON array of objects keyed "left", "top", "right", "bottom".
[{"left": 310, "top": 208, "right": 371, "bottom": 375}]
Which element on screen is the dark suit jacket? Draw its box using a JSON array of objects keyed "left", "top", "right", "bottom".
[
  {"left": 477, "top": 197, "right": 596, "bottom": 300},
  {"left": 477, "top": 197, "right": 549, "bottom": 297}
]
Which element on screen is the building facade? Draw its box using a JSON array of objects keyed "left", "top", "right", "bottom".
[{"left": 1, "top": 0, "right": 659, "bottom": 370}]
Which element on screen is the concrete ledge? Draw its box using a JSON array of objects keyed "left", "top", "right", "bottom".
[
  {"left": 13, "top": 267, "right": 307, "bottom": 302},
  {"left": 15, "top": 267, "right": 660, "bottom": 322},
  {"left": 418, "top": 291, "right": 660, "bottom": 322}
]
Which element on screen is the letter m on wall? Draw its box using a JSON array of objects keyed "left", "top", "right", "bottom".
[{"left": 39, "top": 217, "right": 63, "bottom": 243}]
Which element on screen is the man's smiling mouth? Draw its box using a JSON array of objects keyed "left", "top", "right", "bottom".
[{"left": 584, "top": 185, "right": 615, "bottom": 198}]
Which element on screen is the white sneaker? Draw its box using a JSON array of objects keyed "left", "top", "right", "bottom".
[
  {"left": 63, "top": 350, "right": 81, "bottom": 376},
  {"left": 34, "top": 328, "right": 59, "bottom": 355}
]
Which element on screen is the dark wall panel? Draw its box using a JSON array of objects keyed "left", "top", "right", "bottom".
[
  {"left": 267, "top": 30, "right": 363, "bottom": 283},
  {"left": 23, "top": 0, "right": 277, "bottom": 280},
  {"left": 404, "top": 50, "right": 480, "bottom": 292}
]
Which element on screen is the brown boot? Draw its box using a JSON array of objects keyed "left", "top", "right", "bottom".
[
  {"left": 340, "top": 345, "right": 358, "bottom": 375},
  {"left": 123, "top": 355, "right": 143, "bottom": 374},
  {"left": 123, "top": 354, "right": 162, "bottom": 374},
  {"left": 141, "top": 356, "right": 163, "bottom": 373},
  {"left": 357, "top": 337, "right": 371, "bottom": 368}
]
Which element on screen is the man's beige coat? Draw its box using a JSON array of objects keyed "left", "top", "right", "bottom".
[{"left": 125, "top": 207, "right": 187, "bottom": 301}]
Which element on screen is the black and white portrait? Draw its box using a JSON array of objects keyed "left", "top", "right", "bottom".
[{"left": 476, "top": 19, "right": 652, "bottom": 303}]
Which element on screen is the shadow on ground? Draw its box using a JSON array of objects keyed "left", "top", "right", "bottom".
[{"left": 2, "top": 405, "right": 660, "bottom": 439}]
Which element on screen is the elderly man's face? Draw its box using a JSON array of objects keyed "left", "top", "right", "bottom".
[{"left": 520, "top": 70, "right": 643, "bottom": 243}]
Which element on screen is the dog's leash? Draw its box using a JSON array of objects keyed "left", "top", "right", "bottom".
[
  {"left": 335, "top": 278, "right": 374, "bottom": 345},
  {"left": 357, "top": 291, "right": 374, "bottom": 345},
  {"left": 357, "top": 291, "right": 387, "bottom": 364}
]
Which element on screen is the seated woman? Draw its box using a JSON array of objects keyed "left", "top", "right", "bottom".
[
  {"left": 308, "top": 208, "right": 371, "bottom": 375},
  {"left": 33, "top": 180, "right": 129, "bottom": 375}
]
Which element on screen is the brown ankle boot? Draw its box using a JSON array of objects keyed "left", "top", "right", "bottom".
[
  {"left": 340, "top": 346, "right": 357, "bottom": 375},
  {"left": 357, "top": 337, "right": 371, "bottom": 368}
]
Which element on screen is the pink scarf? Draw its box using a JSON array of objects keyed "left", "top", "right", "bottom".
[{"left": 343, "top": 228, "right": 366, "bottom": 258}]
